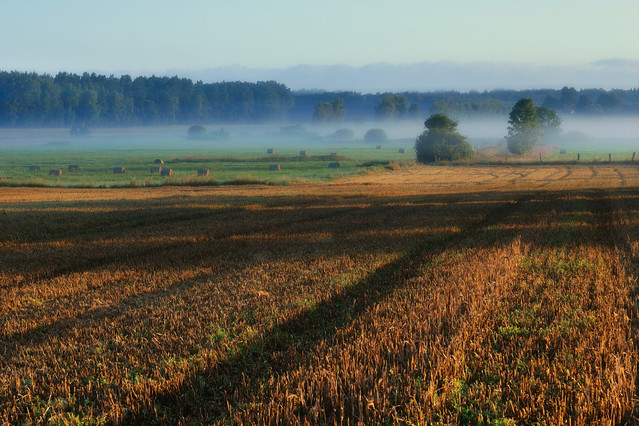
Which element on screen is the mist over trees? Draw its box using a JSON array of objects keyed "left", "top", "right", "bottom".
[
  {"left": 506, "top": 99, "right": 562, "bottom": 154},
  {"left": 312, "top": 98, "right": 346, "bottom": 122},
  {"left": 0, "top": 71, "right": 293, "bottom": 127},
  {"left": 506, "top": 99, "right": 542, "bottom": 155},
  {"left": 1, "top": 69, "right": 639, "bottom": 127}
]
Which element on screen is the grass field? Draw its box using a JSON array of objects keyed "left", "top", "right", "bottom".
[
  {"left": 2, "top": 163, "right": 639, "bottom": 423},
  {"left": 0, "top": 126, "right": 419, "bottom": 187},
  {"left": 0, "top": 145, "right": 414, "bottom": 188},
  {"left": 2, "top": 124, "right": 638, "bottom": 188}
]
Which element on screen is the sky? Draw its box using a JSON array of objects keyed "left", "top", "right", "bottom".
[{"left": 1, "top": 0, "right": 639, "bottom": 91}]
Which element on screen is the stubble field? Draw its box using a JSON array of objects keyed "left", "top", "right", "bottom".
[{"left": 2, "top": 163, "right": 639, "bottom": 424}]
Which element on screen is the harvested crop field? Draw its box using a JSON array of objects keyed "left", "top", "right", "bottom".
[{"left": 2, "top": 163, "right": 639, "bottom": 423}]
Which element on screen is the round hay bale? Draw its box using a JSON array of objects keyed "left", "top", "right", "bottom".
[
  {"left": 299, "top": 150, "right": 308, "bottom": 156},
  {"left": 399, "top": 148, "right": 407, "bottom": 154},
  {"left": 269, "top": 164, "right": 281, "bottom": 171},
  {"left": 161, "top": 168, "right": 173, "bottom": 176},
  {"left": 197, "top": 169, "right": 210, "bottom": 176},
  {"left": 113, "top": 167, "right": 125, "bottom": 174},
  {"left": 328, "top": 162, "right": 340, "bottom": 168},
  {"left": 267, "top": 148, "right": 275, "bottom": 154},
  {"left": 49, "top": 169, "right": 63, "bottom": 176},
  {"left": 153, "top": 159, "right": 164, "bottom": 164},
  {"left": 376, "top": 145, "right": 383, "bottom": 150},
  {"left": 150, "top": 166, "right": 162, "bottom": 173},
  {"left": 29, "top": 165, "right": 41, "bottom": 171}
]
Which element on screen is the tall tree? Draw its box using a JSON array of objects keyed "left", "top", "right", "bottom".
[{"left": 506, "top": 98, "right": 541, "bottom": 154}]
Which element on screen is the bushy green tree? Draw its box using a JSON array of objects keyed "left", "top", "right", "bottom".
[
  {"left": 506, "top": 98, "right": 541, "bottom": 154},
  {"left": 415, "top": 113, "right": 473, "bottom": 163}
]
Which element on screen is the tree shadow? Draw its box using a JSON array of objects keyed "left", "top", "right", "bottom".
[
  {"left": 4, "top": 186, "right": 639, "bottom": 423},
  {"left": 125, "top": 190, "right": 543, "bottom": 422}
]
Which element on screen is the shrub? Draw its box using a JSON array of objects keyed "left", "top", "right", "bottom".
[
  {"left": 364, "top": 128, "right": 388, "bottom": 143},
  {"left": 415, "top": 114, "right": 473, "bottom": 163},
  {"left": 187, "top": 124, "right": 206, "bottom": 139}
]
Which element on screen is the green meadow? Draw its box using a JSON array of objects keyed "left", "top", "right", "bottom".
[{"left": 0, "top": 144, "right": 415, "bottom": 187}]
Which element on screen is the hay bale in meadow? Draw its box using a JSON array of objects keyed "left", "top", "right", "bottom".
[
  {"left": 49, "top": 169, "right": 62, "bottom": 176},
  {"left": 328, "top": 162, "right": 340, "bottom": 168},
  {"left": 161, "top": 168, "right": 173, "bottom": 176},
  {"left": 150, "top": 166, "right": 162, "bottom": 173},
  {"left": 376, "top": 145, "right": 383, "bottom": 150},
  {"left": 560, "top": 149, "right": 567, "bottom": 154},
  {"left": 68, "top": 165, "right": 80, "bottom": 171},
  {"left": 113, "top": 167, "right": 125, "bottom": 174},
  {"left": 153, "top": 159, "right": 164, "bottom": 164},
  {"left": 267, "top": 148, "right": 275, "bottom": 154},
  {"left": 399, "top": 148, "right": 407, "bottom": 154},
  {"left": 269, "top": 164, "right": 281, "bottom": 171},
  {"left": 299, "top": 150, "right": 308, "bottom": 156},
  {"left": 29, "top": 165, "right": 41, "bottom": 171},
  {"left": 197, "top": 169, "right": 210, "bottom": 176}
]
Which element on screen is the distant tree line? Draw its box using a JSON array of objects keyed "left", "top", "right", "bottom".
[
  {"left": 1, "top": 69, "right": 639, "bottom": 127},
  {"left": 295, "top": 87, "right": 639, "bottom": 121},
  {"left": 0, "top": 71, "right": 293, "bottom": 127}
]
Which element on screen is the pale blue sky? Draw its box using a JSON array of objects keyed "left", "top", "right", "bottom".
[{"left": 1, "top": 0, "right": 638, "bottom": 75}]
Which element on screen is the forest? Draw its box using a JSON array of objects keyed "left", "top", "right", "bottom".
[{"left": 1, "top": 70, "right": 639, "bottom": 127}]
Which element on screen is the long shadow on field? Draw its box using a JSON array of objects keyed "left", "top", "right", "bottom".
[
  {"left": 0, "top": 192, "right": 524, "bottom": 285},
  {"left": 0, "top": 193, "right": 515, "bottom": 356},
  {"left": 0, "top": 271, "right": 216, "bottom": 365},
  {"left": 5, "top": 187, "right": 639, "bottom": 423},
  {"left": 125, "top": 190, "right": 544, "bottom": 422}
]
